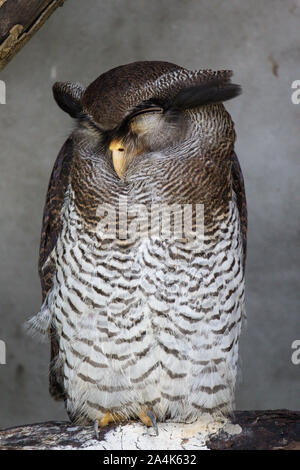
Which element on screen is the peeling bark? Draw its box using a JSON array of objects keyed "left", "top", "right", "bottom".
[{"left": 0, "top": 410, "right": 299, "bottom": 450}]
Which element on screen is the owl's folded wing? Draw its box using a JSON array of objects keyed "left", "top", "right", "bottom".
[
  {"left": 39, "top": 137, "right": 74, "bottom": 401},
  {"left": 231, "top": 151, "right": 247, "bottom": 270}
]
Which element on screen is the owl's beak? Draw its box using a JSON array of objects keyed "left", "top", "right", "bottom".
[{"left": 109, "top": 139, "right": 127, "bottom": 179}]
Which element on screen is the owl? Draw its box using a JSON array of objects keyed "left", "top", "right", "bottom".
[{"left": 28, "top": 61, "right": 247, "bottom": 435}]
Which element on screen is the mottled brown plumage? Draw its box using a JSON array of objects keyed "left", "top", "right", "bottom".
[{"left": 34, "top": 61, "right": 247, "bottom": 426}]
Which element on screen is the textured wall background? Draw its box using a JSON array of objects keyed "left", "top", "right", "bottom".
[{"left": 0, "top": 0, "right": 299, "bottom": 428}]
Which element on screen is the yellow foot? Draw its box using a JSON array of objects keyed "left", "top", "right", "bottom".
[
  {"left": 139, "top": 409, "right": 159, "bottom": 435},
  {"left": 99, "top": 411, "right": 120, "bottom": 427},
  {"left": 93, "top": 409, "right": 159, "bottom": 439}
]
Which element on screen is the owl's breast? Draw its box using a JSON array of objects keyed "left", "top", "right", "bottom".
[{"left": 49, "top": 192, "right": 245, "bottom": 422}]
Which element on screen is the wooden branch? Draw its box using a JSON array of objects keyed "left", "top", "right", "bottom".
[
  {"left": 0, "top": 410, "right": 299, "bottom": 450},
  {"left": 0, "top": 0, "right": 67, "bottom": 71},
  {"left": 207, "top": 410, "right": 300, "bottom": 450}
]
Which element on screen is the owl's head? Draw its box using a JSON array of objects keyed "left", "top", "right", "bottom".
[{"left": 53, "top": 61, "right": 241, "bottom": 180}]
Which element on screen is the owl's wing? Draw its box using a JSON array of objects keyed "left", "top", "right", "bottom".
[
  {"left": 231, "top": 151, "right": 247, "bottom": 269},
  {"left": 39, "top": 137, "right": 73, "bottom": 401}
]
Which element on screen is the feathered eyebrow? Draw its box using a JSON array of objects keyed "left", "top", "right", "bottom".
[{"left": 171, "top": 79, "right": 242, "bottom": 109}]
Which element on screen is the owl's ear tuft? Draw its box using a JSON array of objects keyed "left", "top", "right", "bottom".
[
  {"left": 172, "top": 80, "right": 242, "bottom": 110},
  {"left": 52, "top": 82, "right": 85, "bottom": 118}
]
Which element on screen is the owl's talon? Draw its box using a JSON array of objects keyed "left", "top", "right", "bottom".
[
  {"left": 147, "top": 410, "right": 159, "bottom": 436},
  {"left": 139, "top": 409, "right": 159, "bottom": 436},
  {"left": 93, "top": 419, "right": 99, "bottom": 440}
]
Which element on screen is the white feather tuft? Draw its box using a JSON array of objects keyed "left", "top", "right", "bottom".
[{"left": 24, "top": 291, "right": 54, "bottom": 342}]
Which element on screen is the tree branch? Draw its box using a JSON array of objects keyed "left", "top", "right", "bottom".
[
  {"left": 0, "top": 0, "right": 67, "bottom": 71},
  {"left": 0, "top": 410, "right": 299, "bottom": 450}
]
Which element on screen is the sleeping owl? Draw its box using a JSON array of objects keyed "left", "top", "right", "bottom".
[{"left": 28, "top": 61, "right": 247, "bottom": 435}]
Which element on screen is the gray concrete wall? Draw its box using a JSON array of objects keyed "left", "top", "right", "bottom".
[{"left": 0, "top": 0, "right": 299, "bottom": 428}]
